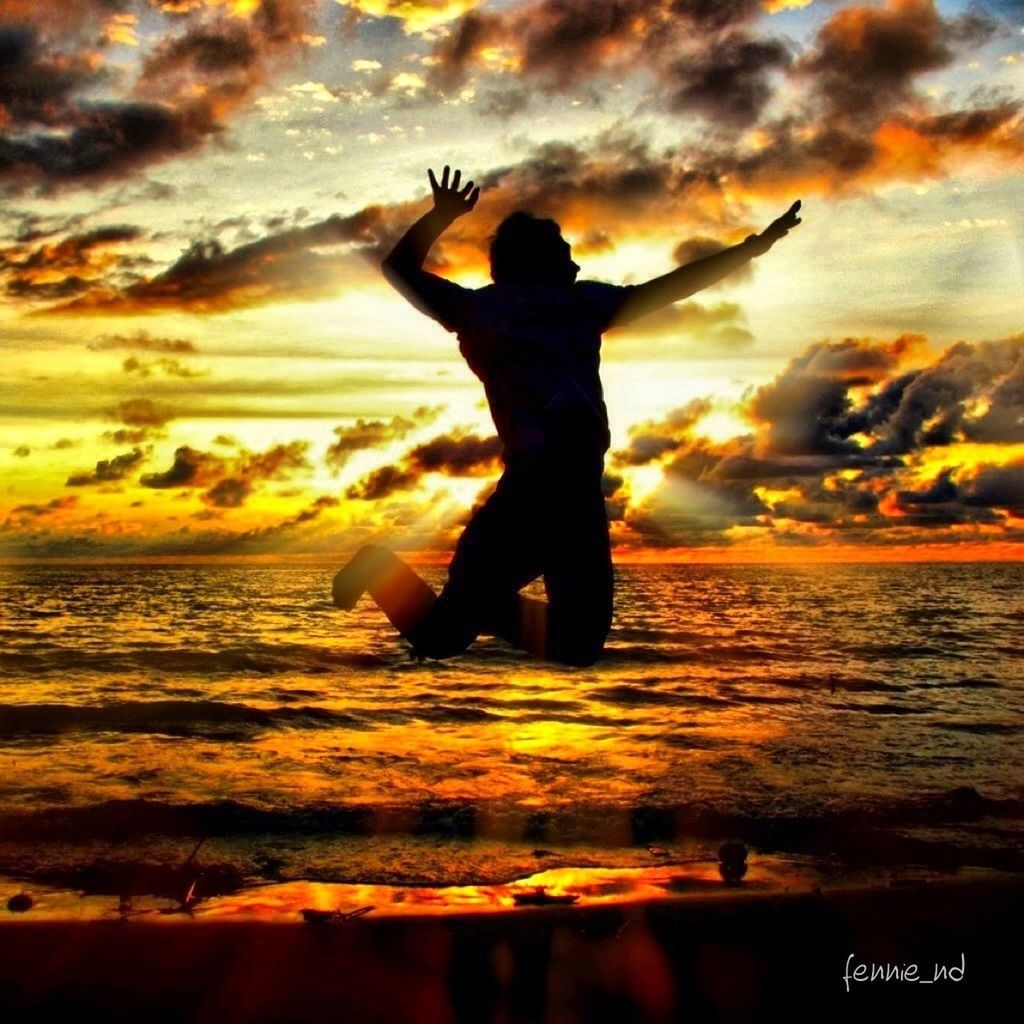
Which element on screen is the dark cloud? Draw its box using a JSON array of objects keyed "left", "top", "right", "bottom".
[
  {"left": 746, "top": 335, "right": 922, "bottom": 457},
  {"left": 962, "top": 339, "right": 1024, "bottom": 443},
  {"left": 897, "top": 459, "right": 1024, "bottom": 521},
  {"left": 962, "top": 460, "right": 1024, "bottom": 515},
  {"left": 0, "top": 95, "right": 221, "bottom": 192},
  {"left": 44, "top": 208, "right": 408, "bottom": 314},
  {"left": 346, "top": 428, "right": 503, "bottom": 499},
  {"left": 88, "top": 331, "right": 197, "bottom": 354},
  {"left": 894, "top": 467, "right": 1004, "bottom": 527},
  {"left": 625, "top": 471, "right": 770, "bottom": 548},
  {"left": 106, "top": 398, "right": 177, "bottom": 427},
  {"left": 0, "top": 4, "right": 318, "bottom": 190},
  {"left": 662, "top": 32, "right": 791, "bottom": 127},
  {"left": 407, "top": 432, "right": 502, "bottom": 474},
  {"left": 37, "top": 130, "right": 733, "bottom": 313},
  {"left": 139, "top": 445, "right": 226, "bottom": 490},
  {"left": 140, "top": 439, "right": 311, "bottom": 507},
  {"left": 122, "top": 356, "right": 203, "bottom": 378},
  {"left": 0, "top": 225, "right": 143, "bottom": 300},
  {"left": 4, "top": 495, "right": 79, "bottom": 527},
  {"left": 65, "top": 447, "right": 146, "bottom": 487},
  {"left": 427, "top": 10, "right": 506, "bottom": 91},
  {"left": 103, "top": 428, "right": 152, "bottom": 446},
  {"left": 325, "top": 406, "right": 441, "bottom": 470},
  {"left": 602, "top": 470, "right": 628, "bottom": 521},
  {"left": 202, "top": 477, "right": 251, "bottom": 508},
  {"left": 345, "top": 463, "right": 419, "bottom": 501},
  {"left": 793, "top": 0, "right": 998, "bottom": 125},
  {"left": 428, "top": 0, "right": 770, "bottom": 112},
  {"left": 603, "top": 331, "right": 1024, "bottom": 549},
  {"left": 715, "top": 0, "right": 1017, "bottom": 199},
  {"left": 613, "top": 398, "right": 713, "bottom": 466},
  {"left": 866, "top": 337, "right": 1024, "bottom": 454}
]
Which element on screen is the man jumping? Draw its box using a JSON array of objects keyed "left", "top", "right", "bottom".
[{"left": 333, "top": 166, "right": 801, "bottom": 666}]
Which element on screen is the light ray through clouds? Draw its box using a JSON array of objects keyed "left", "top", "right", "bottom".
[{"left": 1, "top": 0, "right": 1022, "bottom": 560}]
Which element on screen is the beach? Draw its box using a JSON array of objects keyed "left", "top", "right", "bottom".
[
  {"left": 1, "top": 561, "right": 1022, "bottom": 1018},
  {"left": 2, "top": 860, "right": 1021, "bottom": 1021}
]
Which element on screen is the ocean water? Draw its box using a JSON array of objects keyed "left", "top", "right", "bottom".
[{"left": 1, "top": 562, "right": 1022, "bottom": 896}]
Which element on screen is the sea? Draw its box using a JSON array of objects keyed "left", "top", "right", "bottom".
[{"left": 1, "top": 562, "right": 1022, "bottom": 899}]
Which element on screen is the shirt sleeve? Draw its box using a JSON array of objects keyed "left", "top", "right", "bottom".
[
  {"left": 574, "top": 281, "right": 637, "bottom": 332},
  {"left": 382, "top": 263, "right": 474, "bottom": 334}
]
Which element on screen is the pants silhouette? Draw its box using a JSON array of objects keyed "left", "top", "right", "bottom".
[{"left": 358, "top": 447, "right": 612, "bottom": 667}]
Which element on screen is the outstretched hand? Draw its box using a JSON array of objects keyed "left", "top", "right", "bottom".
[
  {"left": 428, "top": 166, "right": 480, "bottom": 221},
  {"left": 747, "top": 200, "right": 802, "bottom": 255}
]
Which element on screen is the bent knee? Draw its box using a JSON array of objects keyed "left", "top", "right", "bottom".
[{"left": 551, "top": 636, "right": 606, "bottom": 668}]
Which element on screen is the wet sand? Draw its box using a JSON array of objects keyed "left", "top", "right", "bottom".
[{"left": 2, "top": 860, "right": 1021, "bottom": 1021}]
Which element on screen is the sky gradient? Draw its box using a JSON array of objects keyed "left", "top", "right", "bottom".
[{"left": 1, "top": 0, "right": 1022, "bottom": 561}]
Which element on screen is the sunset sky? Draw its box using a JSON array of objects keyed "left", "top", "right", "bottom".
[{"left": 1, "top": 0, "right": 1022, "bottom": 561}]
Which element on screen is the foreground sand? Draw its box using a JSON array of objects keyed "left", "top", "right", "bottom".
[{"left": 2, "top": 859, "right": 1021, "bottom": 1021}]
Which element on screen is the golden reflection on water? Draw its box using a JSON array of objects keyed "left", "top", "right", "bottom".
[{"left": 1, "top": 562, "right": 1022, "bottom": 888}]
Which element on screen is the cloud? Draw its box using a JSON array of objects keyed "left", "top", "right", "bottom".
[
  {"left": 613, "top": 398, "right": 713, "bottom": 466},
  {"left": 961, "top": 460, "right": 1024, "bottom": 515},
  {"left": 4, "top": 495, "right": 79, "bottom": 529},
  {"left": 346, "top": 428, "right": 502, "bottom": 498},
  {"left": 202, "top": 477, "right": 252, "bottom": 508},
  {"left": 861, "top": 337, "right": 1024, "bottom": 454},
  {"left": 607, "top": 298, "right": 754, "bottom": 350},
  {"left": 793, "top": 0, "right": 996, "bottom": 125},
  {"left": 406, "top": 431, "right": 502, "bottom": 474},
  {"left": 139, "top": 445, "right": 227, "bottom": 489},
  {"left": 36, "top": 129, "right": 741, "bottom": 313},
  {"left": 106, "top": 398, "right": 177, "bottom": 427},
  {"left": 344, "top": 463, "right": 419, "bottom": 500},
  {"left": 605, "top": 331, "right": 1024, "bottom": 549},
  {"left": 662, "top": 32, "right": 792, "bottom": 127},
  {"left": 0, "top": 4, "right": 319, "bottom": 190},
  {"left": 745, "top": 335, "right": 924, "bottom": 456},
  {"left": 0, "top": 225, "right": 144, "bottom": 301},
  {"left": 65, "top": 447, "right": 146, "bottom": 487},
  {"left": 42, "top": 207, "right": 409, "bottom": 314},
  {"left": 103, "top": 428, "right": 153, "bottom": 446},
  {"left": 325, "top": 405, "right": 441, "bottom": 470},
  {"left": 341, "top": 1, "right": 481, "bottom": 35},
  {"left": 88, "top": 331, "right": 197, "bottom": 354},
  {"left": 893, "top": 460, "right": 1024, "bottom": 526},
  {"left": 670, "top": 237, "right": 756, "bottom": 288},
  {"left": 122, "top": 356, "right": 204, "bottom": 378},
  {"left": 426, "top": 0, "right": 771, "bottom": 102},
  {"left": 140, "top": 439, "right": 311, "bottom": 507}
]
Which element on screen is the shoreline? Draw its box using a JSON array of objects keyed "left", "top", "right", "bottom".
[{"left": 3, "top": 860, "right": 1022, "bottom": 1020}]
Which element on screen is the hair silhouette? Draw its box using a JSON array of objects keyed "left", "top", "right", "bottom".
[{"left": 489, "top": 212, "right": 576, "bottom": 286}]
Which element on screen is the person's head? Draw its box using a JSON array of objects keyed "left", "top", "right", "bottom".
[{"left": 489, "top": 212, "right": 580, "bottom": 287}]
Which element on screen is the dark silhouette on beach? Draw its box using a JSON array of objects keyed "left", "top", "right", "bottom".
[{"left": 333, "top": 166, "right": 801, "bottom": 665}]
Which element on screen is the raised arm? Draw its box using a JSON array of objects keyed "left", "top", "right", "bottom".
[
  {"left": 612, "top": 201, "right": 802, "bottom": 327},
  {"left": 381, "top": 166, "right": 480, "bottom": 327}
]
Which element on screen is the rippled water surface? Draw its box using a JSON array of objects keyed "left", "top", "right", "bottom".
[{"left": 1, "top": 562, "right": 1022, "bottom": 889}]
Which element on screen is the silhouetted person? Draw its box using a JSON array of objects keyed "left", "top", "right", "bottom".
[{"left": 334, "top": 166, "right": 801, "bottom": 666}]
